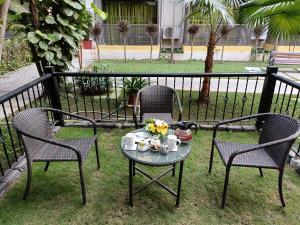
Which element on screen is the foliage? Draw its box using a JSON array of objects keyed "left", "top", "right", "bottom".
[
  {"left": 145, "top": 119, "right": 169, "bottom": 136},
  {"left": 187, "top": 24, "right": 199, "bottom": 37},
  {"left": 122, "top": 77, "right": 148, "bottom": 96},
  {"left": 145, "top": 23, "right": 158, "bottom": 37},
  {"left": 0, "top": 39, "right": 32, "bottom": 75},
  {"left": 10, "top": 0, "right": 92, "bottom": 71},
  {"left": 239, "top": 0, "right": 300, "bottom": 41},
  {"left": 91, "top": 22, "right": 102, "bottom": 43},
  {"left": 116, "top": 19, "right": 130, "bottom": 36},
  {"left": 76, "top": 64, "right": 112, "bottom": 95},
  {"left": 91, "top": 2, "right": 108, "bottom": 21}
]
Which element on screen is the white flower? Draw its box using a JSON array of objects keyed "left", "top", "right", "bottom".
[{"left": 155, "top": 119, "right": 163, "bottom": 127}]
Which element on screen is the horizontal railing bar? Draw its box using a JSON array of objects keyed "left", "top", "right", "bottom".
[
  {"left": 53, "top": 72, "right": 267, "bottom": 78},
  {"left": 270, "top": 73, "right": 300, "bottom": 89},
  {"left": 0, "top": 73, "right": 52, "bottom": 104}
]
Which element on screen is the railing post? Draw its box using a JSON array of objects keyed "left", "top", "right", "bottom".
[
  {"left": 43, "top": 66, "right": 64, "bottom": 126},
  {"left": 255, "top": 66, "right": 278, "bottom": 129}
]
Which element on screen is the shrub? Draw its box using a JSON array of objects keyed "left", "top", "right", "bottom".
[{"left": 76, "top": 64, "right": 113, "bottom": 95}]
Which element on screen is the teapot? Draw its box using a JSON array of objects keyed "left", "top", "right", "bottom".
[{"left": 174, "top": 121, "right": 198, "bottom": 142}]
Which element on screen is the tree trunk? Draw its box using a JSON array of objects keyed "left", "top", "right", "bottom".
[
  {"left": 200, "top": 32, "right": 216, "bottom": 103},
  {"left": 124, "top": 35, "right": 127, "bottom": 62},
  {"left": 96, "top": 38, "right": 100, "bottom": 61},
  {"left": 221, "top": 38, "right": 225, "bottom": 63},
  {"left": 169, "top": 1, "right": 175, "bottom": 63},
  {"left": 190, "top": 36, "right": 193, "bottom": 60},
  {"left": 0, "top": 0, "right": 11, "bottom": 63},
  {"left": 150, "top": 36, "right": 153, "bottom": 61}
]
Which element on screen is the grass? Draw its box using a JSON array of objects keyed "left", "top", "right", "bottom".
[
  {"left": 1, "top": 127, "right": 300, "bottom": 224},
  {"left": 90, "top": 60, "right": 269, "bottom": 73}
]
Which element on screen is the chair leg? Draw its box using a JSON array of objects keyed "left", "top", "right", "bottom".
[
  {"left": 23, "top": 163, "right": 32, "bottom": 200},
  {"left": 221, "top": 165, "right": 231, "bottom": 208},
  {"left": 95, "top": 140, "right": 100, "bottom": 169},
  {"left": 44, "top": 162, "right": 50, "bottom": 172},
  {"left": 208, "top": 141, "right": 215, "bottom": 173},
  {"left": 278, "top": 170, "right": 286, "bottom": 207},
  {"left": 259, "top": 168, "right": 263, "bottom": 177},
  {"left": 78, "top": 161, "right": 87, "bottom": 205}
]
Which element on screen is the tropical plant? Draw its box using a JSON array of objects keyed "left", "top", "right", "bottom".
[
  {"left": 117, "top": 19, "right": 130, "bottom": 62},
  {"left": 122, "top": 77, "right": 148, "bottom": 96},
  {"left": 220, "top": 24, "right": 230, "bottom": 63},
  {"left": 145, "top": 23, "right": 158, "bottom": 61},
  {"left": 184, "top": 0, "right": 239, "bottom": 103},
  {"left": 252, "top": 25, "right": 264, "bottom": 61},
  {"left": 91, "top": 22, "right": 102, "bottom": 60},
  {"left": 8, "top": 0, "right": 92, "bottom": 73},
  {"left": 239, "top": 0, "right": 300, "bottom": 45},
  {"left": 187, "top": 24, "right": 200, "bottom": 60},
  {"left": 76, "top": 64, "right": 113, "bottom": 95}
]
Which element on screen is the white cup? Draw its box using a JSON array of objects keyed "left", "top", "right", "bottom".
[
  {"left": 167, "top": 134, "right": 181, "bottom": 150},
  {"left": 123, "top": 133, "right": 136, "bottom": 147}
]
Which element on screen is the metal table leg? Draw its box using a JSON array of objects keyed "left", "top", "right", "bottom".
[
  {"left": 176, "top": 160, "right": 184, "bottom": 207},
  {"left": 129, "top": 159, "right": 133, "bottom": 207}
]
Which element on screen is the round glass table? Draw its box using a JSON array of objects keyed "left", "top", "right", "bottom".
[{"left": 120, "top": 129, "right": 192, "bottom": 207}]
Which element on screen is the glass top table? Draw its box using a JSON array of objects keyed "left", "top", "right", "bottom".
[
  {"left": 120, "top": 128, "right": 192, "bottom": 207},
  {"left": 120, "top": 129, "right": 192, "bottom": 166}
]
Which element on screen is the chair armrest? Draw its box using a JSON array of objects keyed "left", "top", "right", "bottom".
[
  {"left": 173, "top": 90, "right": 183, "bottom": 121},
  {"left": 212, "top": 113, "right": 274, "bottom": 138},
  {"left": 41, "top": 108, "right": 97, "bottom": 136},
  {"left": 227, "top": 135, "right": 299, "bottom": 166},
  {"left": 18, "top": 131, "right": 82, "bottom": 159}
]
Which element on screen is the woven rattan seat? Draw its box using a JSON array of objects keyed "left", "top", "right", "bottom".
[
  {"left": 34, "top": 137, "right": 97, "bottom": 162},
  {"left": 215, "top": 141, "right": 278, "bottom": 168},
  {"left": 142, "top": 113, "right": 173, "bottom": 124}
]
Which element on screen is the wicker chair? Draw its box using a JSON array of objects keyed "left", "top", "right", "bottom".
[
  {"left": 208, "top": 113, "right": 300, "bottom": 208},
  {"left": 133, "top": 85, "right": 182, "bottom": 129},
  {"left": 12, "top": 108, "right": 100, "bottom": 205}
]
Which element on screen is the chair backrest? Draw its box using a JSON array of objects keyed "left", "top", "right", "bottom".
[
  {"left": 259, "top": 114, "right": 300, "bottom": 167},
  {"left": 139, "top": 85, "right": 175, "bottom": 117},
  {"left": 12, "top": 108, "right": 52, "bottom": 161}
]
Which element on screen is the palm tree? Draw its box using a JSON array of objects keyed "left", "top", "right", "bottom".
[
  {"left": 117, "top": 19, "right": 130, "bottom": 62},
  {"left": 252, "top": 25, "right": 264, "bottom": 61},
  {"left": 91, "top": 22, "right": 102, "bottom": 61},
  {"left": 145, "top": 23, "right": 158, "bottom": 62},
  {"left": 220, "top": 24, "right": 230, "bottom": 63},
  {"left": 187, "top": 24, "right": 200, "bottom": 60},
  {"left": 239, "top": 0, "right": 300, "bottom": 45},
  {"left": 184, "top": 0, "right": 239, "bottom": 103}
]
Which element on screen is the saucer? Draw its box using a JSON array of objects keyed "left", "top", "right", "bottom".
[{"left": 125, "top": 144, "right": 137, "bottom": 151}]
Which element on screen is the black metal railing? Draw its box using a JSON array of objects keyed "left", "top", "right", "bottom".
[{"left": 0, "top": 66, "right": 300, "bottom": 180}]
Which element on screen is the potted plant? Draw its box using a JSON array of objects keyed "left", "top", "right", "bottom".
[{"left": 122, "top": 77, "right": 148, "bottom": 105}]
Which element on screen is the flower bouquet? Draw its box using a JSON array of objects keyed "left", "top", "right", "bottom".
[{"left": 145, "top": 119, "right": 169, "bottom": 136}]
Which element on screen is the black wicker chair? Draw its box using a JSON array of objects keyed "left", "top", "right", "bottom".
[
  {"left": 12, "top": 108, "right": 100, "bottom": 205},
  {"left": 133, "top": 85, "right": 183, "bottom": 129},
  {"left": 208, "top": 113, "right": 300, "bottom": 208}
]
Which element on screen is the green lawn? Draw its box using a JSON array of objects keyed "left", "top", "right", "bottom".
[
  {"left": 1, "top": 127, "right": 300, "bottom": 225},
  {"left": 90, "top": 60, "right": 269, "bottom": 73}
]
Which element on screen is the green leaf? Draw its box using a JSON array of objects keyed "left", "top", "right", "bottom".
[
  {"left": 45, "top": 51, "right": 55, "bottom": 62},
  {"left": 45, "top": 15, "right": 56, "bottom": 24},
  {"left": 62, "top": 34, "right": 77, "bottom": 49},
  {"left": 39, "top": 41, "right": 48, "bottom": 50},
  {"left": 63, "top": 8, "right": 74, "bottom": 17},
  {"left": 27, "top": 32, "right": 40, "bottom": 44},
  {"left": 48, "top": 33, "right": 62, "bottom": 42},
  {"left": 49, "top": 46, "right": 62, "bottom": 59},
  {"left": 73, "top": 12, "right": 80, "bottom": 20},
  {"left": 56, "top": 14, "right": 68, "bottom": 26},
  {"left": 63, "top": 0, "right": 83, "bottom": 10},
  {"left": 35, "top": 30, "right": 49, "bottom": 40},
  {"left": 70, "top": 30, "right": 83, "bottom": 40},
  {"left": 91, "top": 2, "right": 108, "bottom": 20}
]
